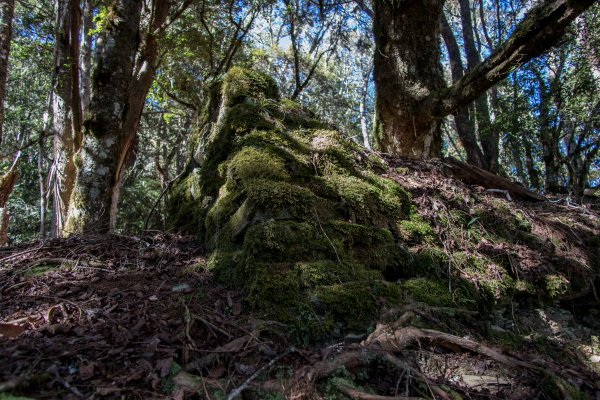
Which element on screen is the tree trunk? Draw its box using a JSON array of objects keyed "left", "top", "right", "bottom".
[
  {"left": 0, "top": 153, "right": 19, "bottom": 246},
  {"left": 52, "top": 0, "right": 82, "bottom": 236},
  {"left": 373, "top": 0, "right": 445, "bottom": 158},
  {"left": 0, "top": 0, "right": 14, "bottom": 146},
  {"left": 373, "top": 0, "right": 594, "bottom": 159},
  {"left": 457, "top": 0, "right": 499, "bottom": 172},
  {"left": 80, "top": 0, "right": 93, "bottom": 112},
  {"left": 359, "top": 64, "right": 372, "bottom": 151},
  {"left": 522, "top": 135, "right": 541, "bottom": 191},
  {"left": 65, "top": 0, "right": 171, "bottom": 234}
]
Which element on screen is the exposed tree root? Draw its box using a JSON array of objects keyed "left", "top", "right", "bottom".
[
  {"left": 365, "top": 325, "right": 535, "bottom": 370},
  {"left": 292, "top": 316, "right": 593, "bottom": 399}
]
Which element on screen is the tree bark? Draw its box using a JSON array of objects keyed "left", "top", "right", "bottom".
[
  {"left": 457, "top": 0, "right": 499, "bottom": 172},
  {"left": 0, "top": 153, "right": 19, "bottom": 245},
  {"left": 80, "top": 0, "right": 93, "bottom": 112},
  {"left": 359, "top": 63, "right": 372, "bottom": 150},
  {"left": 373, "top": 0, "right": 595, "bottom": 158},
  {"left": 373, "top": 0, "right": 445, "bottom": 158},
  {"left": 0, "top": 0, "right": 14, "bottom": 146},
  {"left": 65, "top": 0, "right": 172, "bottom": 234},
  {"left": 440, "top": 13, "right": 486, "bottom": 168}
]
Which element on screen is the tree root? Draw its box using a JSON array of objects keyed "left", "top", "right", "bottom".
[
  {"left": 293, "top": 318, "right": 591, "bottom": 399},
  {"left": 365, "top": 325, "right": 535, "bottom": 370}
]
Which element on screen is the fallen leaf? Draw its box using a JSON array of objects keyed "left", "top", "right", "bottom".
[
  {"left": 173, "top": 371, "right": 203, "bottom": 391},
  {"left": 79, "top": 363, "right": 96, "bottom": 380},
  {"left": 218, "top": 336, "right": 249, "bottom": 353},
  {"left": 0, "top": 323, "right": 25, "bottom": 338},
  {"left": 208, "top": 365, "right": 226, "bottom": 378},
  {"left": 156, "top": 358, "right": 173, "bottom": 378}
]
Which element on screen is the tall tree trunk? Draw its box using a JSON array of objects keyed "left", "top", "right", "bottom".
[
  {"left": 0, "top": 0, "right": 14, "bottom": 146},
  {"left": 373, "top": 0, "right": 445, "bottom": 158},
  {"left": 65, "top": 0, "right": 171, "bottom": 234},
  {"left": 38, "top": 137, "right": 47, "bottom": 238},
  {"left": 440, "top": 13, "right": 486, "bottom": 168},
  {"left": 457, "top": 0, "right": 499, "bottom": 172},
  {"left": 52, "top": 0, "right": 82, "bottom": 236},
  {"left": 359, "top": 64, "right": 372, "bottom": 150},
  {"left": 522, "top": 135, "right": 541, "bottom": 191}
]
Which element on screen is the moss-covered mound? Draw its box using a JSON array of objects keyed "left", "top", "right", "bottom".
[{"left": 168, "top": 68, "right": 413, "bottom": 341}]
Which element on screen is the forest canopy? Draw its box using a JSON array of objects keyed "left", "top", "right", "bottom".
[{"left": 0, "top": 0, "right": 598, "bottom": 242}]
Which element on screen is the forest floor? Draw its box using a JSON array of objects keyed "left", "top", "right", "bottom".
[{"left": 1, "top": 159, "right": 599, "bottom": 400}]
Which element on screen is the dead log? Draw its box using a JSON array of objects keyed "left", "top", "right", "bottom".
[{"left": 443, "top": 157, "right": 545, "bottom": 202}]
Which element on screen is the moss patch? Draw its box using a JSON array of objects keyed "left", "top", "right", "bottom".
[{"left": 168, "top": 68, "right": 414, "bottom": 342}]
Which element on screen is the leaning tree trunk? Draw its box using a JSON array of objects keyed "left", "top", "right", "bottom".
[
  {"left": 0, "top": 0, "right": 14, "bottom": 146},
  {"left": 373, "top": 0, "right": 445, "bottom": 158},
  {"left": 65, "top": 0, "right": 171, "bottom": 234}
]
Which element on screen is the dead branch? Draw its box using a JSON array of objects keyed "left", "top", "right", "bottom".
[{"left": 366, "top": 326, "right": 535, "bottom": 371}]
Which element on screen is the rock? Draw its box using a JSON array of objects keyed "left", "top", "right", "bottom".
[{"left": 168, "top": 68, "right": 413, "bottom": 342}]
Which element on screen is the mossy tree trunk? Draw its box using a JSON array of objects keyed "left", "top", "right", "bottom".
[
  {"left": 373, "top": 0, "right": 595, "bottom": 159},
  {"left": 372, "top": 0, "right": 445, "bottom": 159},
  {"left": 65, "top": 0, "right": 172, "bottom": 234}
]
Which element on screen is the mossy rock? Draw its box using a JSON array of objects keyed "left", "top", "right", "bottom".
[{"left": 168, "top": 67, "right": 413, "bottom": 342}]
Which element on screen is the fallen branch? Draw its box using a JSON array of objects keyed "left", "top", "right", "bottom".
[{"left": 443, "top": 157, "right": 545, "bottom": 202}]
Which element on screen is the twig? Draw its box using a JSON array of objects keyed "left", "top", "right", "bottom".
[
  {"left": 226, "top": 347, "right": 295, "bottom": 400},
  {"left": 194, "top": 315, "right": 233, "bottom": 340}
]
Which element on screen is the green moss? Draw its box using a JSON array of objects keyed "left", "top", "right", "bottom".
[
  {"left": 542, "top": 274, "right": 569, "bottom": 299},
  {"left": 222, "top": 67, "right": 279, "bottom": 104},
  {"left": 453, "top": 252, "right": 514, "bottom": 307},
  {"left": 540, "top": 374, "right": 591, "bottom": 400},
  {"left": 402, "top": 278, "right": 455, "bottom": 307},
  {"left": 168, "top": 68, "right": 417, "bottom": 341},
  {"left": 226, "top": 147, "right": 290, "bottom": 185},
  {"left": 243, "top": 220, "right": 330, "bottom": 263},
  {"left": 323, "top": 174, "right": 409, "bottom": 225},
  {"left": 247, "top": 263, "right": 302, "bottom": 312},
  {"left": 314, "top": 282, "right": 387, "bottom": 331},
  {"left": 409, "top": 245, "right": 448, "bottom": 277},
  {"left": 244, "top": 179, "right": 317, "bottom": 219},
  {"left": 397, "top": 215, "right": 434, "bottom": 244},
  {"left": 324, "top": 221, "right": 408, "bottom": 271}
]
